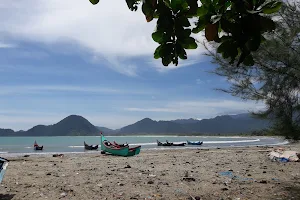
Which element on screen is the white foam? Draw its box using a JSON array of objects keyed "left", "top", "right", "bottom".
[
  {"left": 24, "top": 147, "right": 32, "bottom": 149},
  {"left": 68, "top": 146, "right": 84, "bottom": 148},
  {"left": 204, "top": 139, "right": 260, "bottom": 144}
]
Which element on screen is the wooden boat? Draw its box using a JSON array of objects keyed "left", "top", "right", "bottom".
[
  {"left": 34, "top": 141, "right": 43, "bottom": 150},
  {"left": 84, "top": 141, "right": 99, "bottom": 150},
  {"left": 0, "top": 157, "right": 9, "bottom": 184},
  {"left": 101, "top": 134, "right": 141, "bottom": 157},
  {"left": 187, "top": 140, "right": 203, "bottom": 145},
  {"left": 113, "top": 141, "right": 129, "bottom": 148},
  {"left": 172, "top": 142, "right": 186, "bottom": 146},
  {"left": 157, "top": 140, "right": 186, "bottom": 146},
  {"left": 157, "top": 140, "right": 173, "bottom": 146}
]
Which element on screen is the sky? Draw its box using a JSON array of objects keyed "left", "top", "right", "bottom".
[{"left": 0, "top": 0, "right": 264, "bottom": 131}]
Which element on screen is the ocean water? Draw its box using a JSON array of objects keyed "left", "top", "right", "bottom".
[{"left": 0, "top": 136, "right": 287, "bottom": 155}]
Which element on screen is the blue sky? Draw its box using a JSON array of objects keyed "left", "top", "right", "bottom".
[{"left": 0, "top": 0, "right": 264, "bottom": 130}]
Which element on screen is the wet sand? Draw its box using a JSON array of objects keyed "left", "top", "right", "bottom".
[{"left": 0, "top": 144, "right": 299, "bottom": 200}]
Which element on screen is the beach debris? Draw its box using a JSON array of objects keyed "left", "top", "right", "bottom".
[
  {"left": 60, "top": 192, "right": 67, "bottom": 197},
  {"left": 53, "top": 154, "right": 64, "bottom": 158},
  {"left": 219, "top": 171, "right": 254, "bottom": 182},
  {"left": 124, "top": 164, "right": 131, "bottom": 169},
  {"left": 23, "top": 155, "right": 30, "bottom": 157},
  {"left": 269, "top": 148, "right": 299, "bottom": 162}
]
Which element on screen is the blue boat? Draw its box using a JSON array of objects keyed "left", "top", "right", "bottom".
[
  {"left": 0, "top": 157, "right": 9, "bottom": 184},
  {"left": 187, "top": 140, "right": 203, "bottom": 145}
]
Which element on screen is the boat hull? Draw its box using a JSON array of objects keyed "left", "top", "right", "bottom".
[
  {"left": 187, "top": 141, "right": 203, "bottom": 145},
  {"left": 0, "top": 157, "right": 9, "bottom": 184},
  {"left": 34, "top": 146, "right": 43, "bottom": 150}
]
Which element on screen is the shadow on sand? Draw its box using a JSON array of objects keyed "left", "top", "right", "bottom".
[
  {"left": 283, "top": 183, "right": 300, "bottom": 199},
  {"left": 0, "top": 194, "right": 15, "bottom": 200}
]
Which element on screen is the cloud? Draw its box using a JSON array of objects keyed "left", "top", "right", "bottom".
[
  {"left": 124, "top": 99, "right": 265, "bottom": 117},
  {"left": 0, "top": 42, "right": 16, "bottom": 48},
  {"left": 0, "top": 85, "right": 153, "bottom": 96},
  {"left": 0, "top": 0, "right": 208, "bottom": 75}
]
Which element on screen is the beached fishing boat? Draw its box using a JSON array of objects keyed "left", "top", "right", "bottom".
[
  {"left": 34, "top": 141, "right": 43, "bottom": 150},
  {"left": 101, "top": 134, "right": 141, "bottom": 156},
  {"left": 157, "top": 140, "right": 173, "bottom": 146},
  {"left": 187, "top": 140, "right": 203, "bottom": 145},
  {"left": 84, "top": 141, "right": 98, "bottom": 150},
  {"left": 0, "top": 157, "right": 9, "bottom": 184},
  {"left": 157, "top": 140, "right": 186, "bottom": 146}
]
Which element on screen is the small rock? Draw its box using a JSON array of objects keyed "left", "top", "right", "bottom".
[
  {"left": 147, "top": 180, "right": 154, "bottom": 184},
  {"left": 60, "top": 192, "right": 67, "bottom": 197},
  {"left": 221, "top": 188, "right": 229, "bottom": 191},
  {"left": 182, "top": 177, "right": 195, "bottom": 182},
  {"left": 118, "top": 183, "right": 124, "bottom": 186},
  {"left": 97, "top": 183, "right": 103, "bottom": 187},
  {"left": 124, "top": 164, "right": 131, "bottom": 169},
  {"left": 46, "top": 173, "right": 51, "bottom": 176},
  {"left": 247, "top": 174, "right": 252, "bottom": 176},
  {"left": 24, "top": 155, "right": 30, "bottom": 157},
  {"left": 263, "top": 171, "right": 266, "bottom": 173},
  {"left": 195, "top": 196, "right": 201, "bottom": 200},
  {"left": 228, "top": 169, "right": 233, "bottom": 172},
  {"left": 259, "top": 180, "right": 267, "bottom": 184}
]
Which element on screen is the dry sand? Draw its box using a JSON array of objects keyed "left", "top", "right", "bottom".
[{"left": 0, "top": 144, "right": 300, "bottom": 200}]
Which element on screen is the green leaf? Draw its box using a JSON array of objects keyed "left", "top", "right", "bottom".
[
  {"left": 246, "top": 35, "right": 261, "bottom": 51},
  {"left": 154, "top": 45, "right": 162, "bottom": 59},
  {"left": 197, "top": 6, "right": 208, "bottom": 17},
  {"left": 260, "top": 16, "right": 275, "bottom": 32},
  {"left": 89, "top": 0, "right": 99, "bottom": 5},
  {"left": 125, "top": 0, "right": 139, "bottom": 11},
  {"left": 262, "top": 1, "right": 282, "bottom": 14},
  {"left": 142, "top": 2, "right": 154, "bottom": 21},
  {"left": 176, "top": 43, "right": 187, "bottom": 59},
  {"left": 243, "top": 54, "right": 255, "bottom": 66},
  {"left": 152, "top": 31, "right": 165, "bottom": 43},
  {"left": 177, "top": 16, "right": 190, "bottom": 27},
  {"left": 162, "top": 56, "right": 172, "bottom": 66},
  {"left": 182, "top": 37, "right": 198, "bottom": 49}
]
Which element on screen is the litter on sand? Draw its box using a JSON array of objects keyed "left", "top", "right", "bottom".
[{"left": 269, "top": 148, "right": 299, "bottom": 162}]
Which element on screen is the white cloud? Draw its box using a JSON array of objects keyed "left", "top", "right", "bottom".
[
  {"left": 0, "top": 42, "right": 16, "bottom": 48},
  {"left": 0, "top": 0, "right": 208, "bottom": 75},
  {"left": 0, "top": 85, "right": 152, "bottom": 95},
  {"left": 124, "top": 99, "right": 265, "bottom": 117}
]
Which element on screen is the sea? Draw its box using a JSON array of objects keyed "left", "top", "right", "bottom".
[{"left": 0, "top": 136, "right": 288, "bottom": 156}]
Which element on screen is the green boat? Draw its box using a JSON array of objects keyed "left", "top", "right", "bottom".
[{"left": 101, "top": 134, "right": 141, "bottom": 157}]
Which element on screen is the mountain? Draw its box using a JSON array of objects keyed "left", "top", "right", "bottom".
[
  {"left": 118, "top": 118, "right": 186, "bottom": 134},
  {"left": 0, "top": 113, "right": 270, "bottom": 136},
  {"left": 171, "top": 118, "right": 200, "bottom": 124},
  {"left": 117, "top": 114, "right": 270, "bottom": 135},
  {"left": 182, "top": 114, "right": 270, "bottom": 134},
  {"left": 0, "top": 128, "right": 15, "bottom": 136},
  {"left": 96, "top": 126, "right": 116, "bottom": 134},
  {"left": 1, "top": 115, "right": 100, "bottom": 136}
]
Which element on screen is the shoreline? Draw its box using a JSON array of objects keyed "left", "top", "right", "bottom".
[{"left": 0, "top": 139, "right": 289, "bottom": 158}]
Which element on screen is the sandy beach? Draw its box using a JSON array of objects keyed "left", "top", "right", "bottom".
[{"left": 1, "top": 144, "right": 299, "bottom": 200}]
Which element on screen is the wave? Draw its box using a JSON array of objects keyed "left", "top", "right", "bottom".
[{"left": 68, "top": 146, "right": 84, "bottom": 148}]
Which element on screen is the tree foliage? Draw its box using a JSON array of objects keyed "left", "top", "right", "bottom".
[
  {"left": 206, "top": 2, "right": 300, "bottom": 140},
  {"left": 88, "top": 0, "right": 282, "bottom": 66}
]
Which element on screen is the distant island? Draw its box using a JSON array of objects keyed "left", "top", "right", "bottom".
[{"left": 0, "top": 114, "right": 270, "bottom": 136}]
